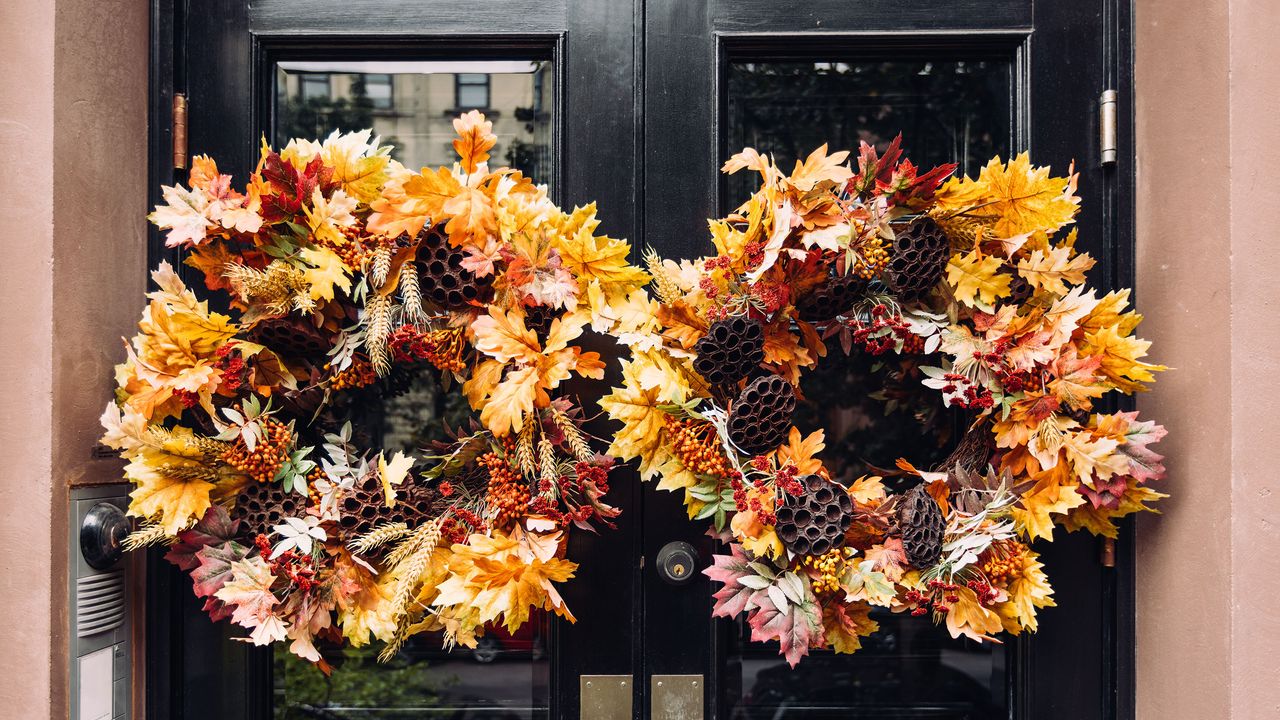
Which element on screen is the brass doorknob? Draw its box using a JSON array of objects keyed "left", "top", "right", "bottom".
[{"left": 656, "top": 541, "right": 699, "bottom": 585}]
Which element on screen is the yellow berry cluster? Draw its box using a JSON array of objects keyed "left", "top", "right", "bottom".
[
  {"left": 480, "top": 452, "right": 529, "bottom": 528},
  {"left": 221, "top": 417, "right": 292, "bottom": 483},
  {"left": 424, "top": 326, "right": 468, "bottom": 373},
  {"left": 852, "top": 236, "right": 891, "bottom": 280},
  {"left": 664, "top": 416, "right": 735, "bottom": 480},
  {"left": 328, "top": 356, "right": 377, "bottom": 391},
  {"left": 802, "top": 547, "right": 855, "bottom": 595}
]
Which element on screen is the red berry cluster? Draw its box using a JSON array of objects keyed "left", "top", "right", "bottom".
[
  {"left": 173, "top": 389, "right": 200, "bottom": 409},
  {"left": 844, "top": 303, "right": 921, "bottom": 355},
  {"left": 905, "top": 579, "right": 963, "bottom": 616},
  {"left": 774, "top": 463, "right": 805, "bottom": 496},
  {"left": 442, "top": 508, "right": 488, "bottom": 544},
  {"left": 215, "top": 342, "right": 249, "bottom": 392},
  {"left": 254, "top": 534, "right": 318, "bottom": 593},
  {"left": 966, "top": 579, "right": 1001, "bottom": 606},
  {"left": 388, "top": 324, "right": 432, "bottom": 362},
  {"left": 938, "top": 371, "right": 995, "bottom": 410},
  {"left": 749, "top": 282, "right": 790, "bottom": 314}
]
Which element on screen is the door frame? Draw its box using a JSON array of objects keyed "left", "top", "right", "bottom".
[{"left": 144, "top": 1, "right": 1137, "bottom": 717}]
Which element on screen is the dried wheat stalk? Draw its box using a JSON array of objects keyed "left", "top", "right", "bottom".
[
  {"left": 644, "top": 247, "right": 682, "bottom": 304},
  {"left": 349, "top": 521, "right": 411, "bottom": 555}
]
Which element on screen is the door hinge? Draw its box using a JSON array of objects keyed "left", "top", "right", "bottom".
[
  {"left": 172, "top": 92, "right": 189, "bottom": 170},
  {"left": 1099, "top": 89, "right": 1118, "bottom": 166}
]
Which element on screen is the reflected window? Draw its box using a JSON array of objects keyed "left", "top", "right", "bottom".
[
  {"left": 365, "top": 72, "right": 394, "bottom": 110},
  {"left": 276, "top": 59, "right": 553, "bottom": 181},
  {"left": 456, "top": 72, "right": 491, "bottom": 110},
  {"left": 299, "top": 73, "right": 331, "bottom": 102}
]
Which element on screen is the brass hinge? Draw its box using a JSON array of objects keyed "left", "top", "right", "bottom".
[
  {"left": 172, "top": 92, "right": 189, "bottom": 170},
  {"left": 1099, "top": 89, "right": 1118, "bottom": 166}
]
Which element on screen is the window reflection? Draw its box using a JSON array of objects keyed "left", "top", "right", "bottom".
[
  {"left": 276, "top": 59, "right": 554, "bottom": 180},
  {"left": 721, "top": 57, "right": 1015, "bottom": 720}
]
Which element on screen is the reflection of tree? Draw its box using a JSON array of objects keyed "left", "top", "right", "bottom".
[
  {"left": 273, "top": 644, "right": 454, "bottom": 719},
  {"left": 725, "top": 60, "right": 1010, "bottom": 204},
  {"left": 278, "top": 75, "right": 375, "bottom": 143}
]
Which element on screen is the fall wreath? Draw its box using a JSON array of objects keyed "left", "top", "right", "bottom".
[
  {"left": 602, "top": 138, "right": 1168, "bottom": 665},
  {"left": 100, "top": 112, "right": 649, "bottom": 666}
]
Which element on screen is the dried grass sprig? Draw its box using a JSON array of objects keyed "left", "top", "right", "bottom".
[
  {"left": 644, "top": 247, "right": 682, "bottom": 304},
  {"left": 364, "top": 292, "right": 394, "bottom": 375},
  {"left": 399, "top": 262, "right": 423, "bottom": 325},
  {"left": 349, "top": 522, "right": 411, "bottom": 555},
  {"left": 123, "top": 521, "right": 172, "bottom": 551},
  {"left": 550, "top": 407, "right": 594, "bottom": 461}
]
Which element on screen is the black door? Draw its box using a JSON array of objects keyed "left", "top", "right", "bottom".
[
  {"left": 640, "top": 2, "right": 1134, "bottom": 719},
  {"left": 146, "top": 1, "right": 1133, "bottom": 718}
]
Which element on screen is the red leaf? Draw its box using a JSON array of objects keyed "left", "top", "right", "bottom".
[
  {"left": 703, "top": 543, "right": 757, "bottom": 619},
  {"left": 189, "top": 541, "right": 250, "bottom": 621},
  {"left": 164, "top": 505, "right": 241, "bottom": 571}
]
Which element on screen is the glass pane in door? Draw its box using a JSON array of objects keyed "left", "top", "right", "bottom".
[
  {"left": 270, "top": 58, "right": 555, "bottom": 720},
  {"left": 719, "top": 57, "right": 1014, "bottom": 720},
  {"left": 276, "top": 59, "right": 554, "bottom": 179}
]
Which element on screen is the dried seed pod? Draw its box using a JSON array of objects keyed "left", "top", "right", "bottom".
[
  {"left": 726, "top": 375, "right": 796, "bottom": 455},
  {"left": 232, "top": 482, "right": 305, "bottom": 539},
  {"left": 886, "top": 216, "right": 950, "bottom": 302},
  {"left": 1004, "top": 264, "right": 1034, "bottom": 304},
  {"left": 773, "top": 474, "right": 854, "bottom": 557},
  {"left": 693, "top": 316, "right": 765, "bottom": 385},
  {"left": 336, "top": 472, "right": 439, "bottom": 541},
  {"left": 796, "top": 271, "right": 867, "bottom": 321},
  {"left": 247, "top": 318, "right": 331, "bottom": 360},
  {"left": 898, "top": 485, "right": 945, "bottom": 569},
  {"left": 415, "top": 226, "right": 493, "bottom": 310},
  {"left": 935, "top": 421, "right": 995, "bottom": 481}
]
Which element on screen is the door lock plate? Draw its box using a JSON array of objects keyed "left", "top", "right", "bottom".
[
  {"left": 580, "top": 675, "right": 631, "bottom": 720},
  {"left": 652, "top": 674, "right": 703, "bottom": 720}
]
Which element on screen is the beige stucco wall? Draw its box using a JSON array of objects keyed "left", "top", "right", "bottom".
[
  {"left": 1135, "top": 0, "right": 1280, "bottom": 717},
  {"left": 0, "top": 0, "right": 148, "bottom": 717}
]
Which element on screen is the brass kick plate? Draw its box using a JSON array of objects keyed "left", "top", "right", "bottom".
[
  {"left": 652, "top": 675, "right": 703, "bottom": 720},
  {"left": 580, "top": 675, "right": 631, "bottom": 720}
]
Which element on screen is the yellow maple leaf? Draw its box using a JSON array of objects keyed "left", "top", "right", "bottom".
[
  {"left": 944, "top": 585, "right": 1004, "bottom": 642},
  {"left": 435, "top": 529, "right": 578, "bottom": 633},
  {"left": 320, "top": 129, "right": 391, "bottom": 204},
  {"left": 996, "top": 547, "right": 1055, "bottom": 633},
  {"left": 1081, "top": 324, "right": 1167, "bottom": 393},
  {"left": 551, "top": 204, "right": 649, "bottom": 305},
  {"left": 377, "top": 451, "right": 415, "bottom": 508},
  {"left": 1016, "top": 245, "right": 1095, "bottom": 296},
  {"left": 1060, "top": 483, "right": 1168, "bottom": 538},
  {"left": 367, "top": 166, "right": 462, "bottom": 238},
  {"left": 946, "top": 248, "right": 1011, "bottom": 308},
  {"left": 1080, "top": 289, "right": 1143, "bottom": 336},
  {"left": 480, "top": 366, "right": 540, "bottom": 436},
  {"left": 822, "top": 600, "right": 879, "bottom": 654},
  {"left": 848, "top": 476, "right": 888, "bottom": 504},
  {"left": 787, "top": 144, "right": 853, "bottom": 193},
  {"left": 299, "top": 246, "right": 352, "bottom": 302},
  {"left": 127, "top": 459, "right": 214, "bottom": 535},
  {"left": 443, "top": 185, "right": 497, "bottom": 247},
  {"left": 600, "top": 352, "right": 691, "bottom": 480},
  {"left": 935, "top": 153, "right": 1080, "bottom": 238},
  {"left": 1010, "top": 471, "right": 1086, "bottom": 541},
  {"left": 452, "top": 110, "right": 497, "bottom": 175},
  {"left": 775, "top": 427, "right": 826, "bottom": 475}
]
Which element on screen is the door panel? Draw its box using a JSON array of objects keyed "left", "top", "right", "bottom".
[
  {"left": 642, "top": 2, "right": 1132, "bottom": 719},
  {"left": 151, "top": 2, "right": 640, "bottom": 719}
]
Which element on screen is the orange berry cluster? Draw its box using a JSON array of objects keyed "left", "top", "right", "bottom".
[
  {"left": 328, "top": 356, "right": 377, "bottom": 391},
  {"left": 222, "top": 417, "right": 292, "bottom": 483},
  {"left": 664, "top": 415, "right": 735, "bottom": 479},
  {"left": 311, "top": 225, "right": 365, "bottom": 269},
  {"left": 853, "top": 236, "right": 890, "bottom": 280},
  {"left": 480, "top": 452, "right": 529, "bottom": 528},
  {"left": 424, "top": 327, "right": 468, "bottom": 373},
  {"left": 982, "top": 545, "right": 1025, "bottom": 586}
]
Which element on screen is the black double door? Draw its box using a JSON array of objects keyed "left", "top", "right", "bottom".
[{"left": 147, "top": 1, "right": 1134, "bottom": 718}]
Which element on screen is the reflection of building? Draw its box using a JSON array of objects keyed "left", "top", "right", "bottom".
[{"left": 275, "top": 60, "right": 553, "bottom": 178}]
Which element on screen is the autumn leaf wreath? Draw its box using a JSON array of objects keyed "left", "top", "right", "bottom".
[
  {"left": 601, "top": 139, "right": 1168, "bottom": 666},
  {"left": 102, "top": 112, "right": 649, "bottom": 665},
  {"left": 103, "top": 113, "right": 1167, "bottom": 669}
]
